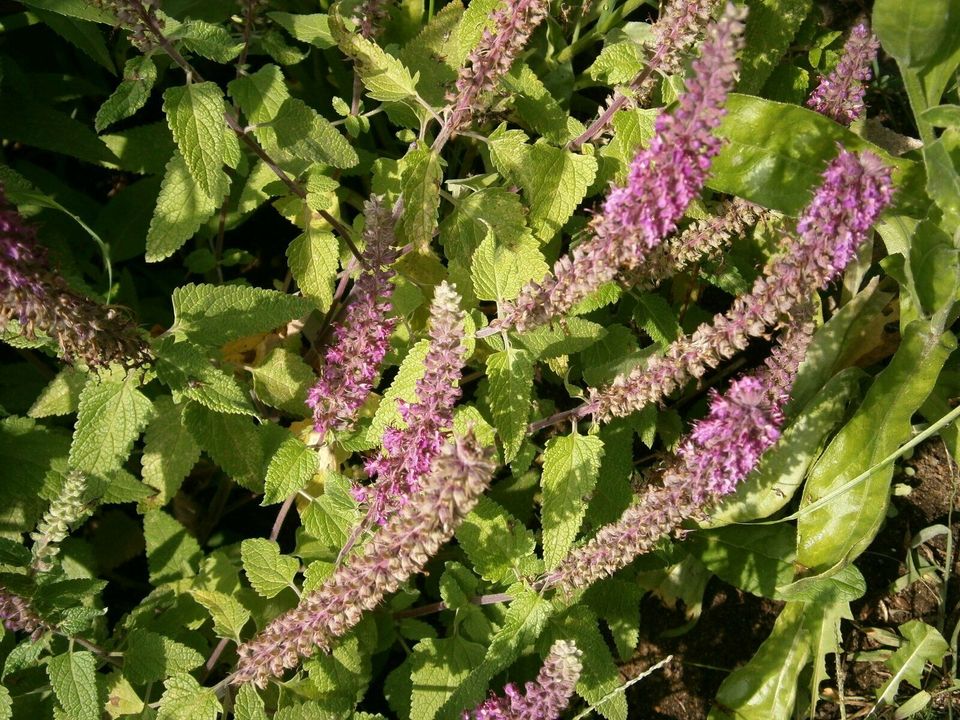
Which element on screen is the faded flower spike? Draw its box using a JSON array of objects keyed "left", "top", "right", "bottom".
[
  {"left": 360, "top": 281, "right": 469, "bottom": 522},
  {"left": 463, "top": 640, "right": 583, "bottom": 720},
  {"left": 0, "top": 189, "right": 150, "bottom": 368},
  {"left": 308, "top": 199, "right": 399, "bottom": 438},
  {"left": 233, "top": 432, "right": 495, "bottom": 687},
  {"left": 31, "top": 471, "right": 90, "bottom": 573},
  {"left": 497, "top": 4, "right": 746, "bottom": 334},
  {"left": 807, "top": 24, "right": 879, "bottom": 126},
  {"left": 586, "top": 148, "right": 893, "bottom": 422},
  {"left": 0, "top": 588, "right": 45, "bottom": 640},
  {"left": 94, "top": 0, "right": 164, "bottom": 50},
  {"left": 434, "top": 0, "right": 549, "bottom": 149}
]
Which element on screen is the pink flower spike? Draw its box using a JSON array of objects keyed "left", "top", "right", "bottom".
[{"left": 807, "top": 23, "right": 879, "bottom": 126}]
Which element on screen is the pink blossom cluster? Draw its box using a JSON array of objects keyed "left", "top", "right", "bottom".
[{"left": 807, "top": 24, "right": 879, "bottom": 126}]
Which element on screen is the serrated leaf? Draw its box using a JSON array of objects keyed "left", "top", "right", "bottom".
[
  {"left": 273, "top": 97, "right": 358, "bottom": 169},
  {"left": 440, "top": 187, "right": 532, "bottom": 267},
  {"left": 635, "top": 293, "right": 681, "bottom": 345},
  {"left": 141, "top": 396, "right": 202, "bottom": 508},
  {"left": 877, "top": 621, "right": 949, "bottom": 706},
  {"left": 157, "top": 674, "right": 221, "bottom": 720},
  {"left": 584, "top": 579, "right": 642, "bottom": 660},
  {"left": 234, "top": 685, "right": 268, "bottom": 720},
  {"left": 471, "top": 230, "right": 548, "bottom": 302},
  {"left": 397, "top": 149, "right": 442, "bottom": 252},
  {"left": 485, "top": 348, "right": 533, "bottom": 462},
  {"left": 0, "top": 686, "right": 8, "bottom": 720},
  {"left": 174, "top": 19, "right": 243, "bottom": 62},
  {"left": 104, "top": 673, "right": 143, "bottom": 718},
  {"left": 28, "top": 366, "right": 86, "bottom": 418},
  {"left": 20, "top": 0, "right": 114, "bottom": 23},
  {"left": 70, "top": 370, "right": 155, "bottom": 476},
  {"left": 146, "top": 151, "right": 224, "bottom": 262},
  {"left": 541, "top": 433, "right": 604, "bottom": 570},
  {"left": 144, "top": 510, "right": 202, "bottom": 585},
  {"left": 96, "top": 56, "right": 157, "bottom": 132},
  {"left": 330, "top": 8, "right": 420, "bottom": 104},
  {"left": 587, "top": 41, "right": 644, "bottom": 84},
  {"left": 47, "top": 652, "right": 99, "bottom": 720},
  {"left": 263, "top": 435, "right": 318, "bottom": 505},
  {"left": 124, "top": 629, "right": 205, "bottom": 685},
  {"left": 191, "top": 590, "right": 250, "bottom": 641},
  {"left": 369, "top": 339, "right": 430, "bottom": 439},
  {"left": 738, "top": 0, "right": 812, "bottom": 93},
  {"left": 268, "top": 11, "right": 335, "bottom": 48},
  {"left": 410, "top": 637, "right": 486, "bottom": 720},
  {"left": 182, "top": 404, "right": 267, "bottom": 490},
  {"left": 170, "top": 283, "right": 312, "bottom": 346},
  {"left": 516, "top": 318, "right": 606, "bottom": 360},
  {"left": 241, "top": 538, "right": 299, "bottom": 598},
  {"left": 455, "top": 496, "right": 537, "bottom": 583},
  {"left": 501, "top": 64, "right": 582, "bottom": 145},
  {"left": 163, "top": 83, "right": 228, "bottom": 196},
  {"left": 249, "top": 347, "right": 314, "bottom": 416},
  {"left": 155, "top": 339, "right": 255, "bottom": 415},
  {"left": 287, "top": 230, "right": 339, "bottom": 311}
]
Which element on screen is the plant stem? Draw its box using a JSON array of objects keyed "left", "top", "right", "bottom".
[{"left": 393, "top": 592, "right": 513, "bottom": 619}]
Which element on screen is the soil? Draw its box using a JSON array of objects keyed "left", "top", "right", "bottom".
[{"left": 621, "top": 440, "right": 960, "bottom": 719}]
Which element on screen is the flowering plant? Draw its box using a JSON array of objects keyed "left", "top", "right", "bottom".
[{"left": 0, "top": 0, "right": 958, "bottom": 718}]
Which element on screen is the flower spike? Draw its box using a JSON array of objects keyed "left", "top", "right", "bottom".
[{"left": 807, "top": 23, "right": 879, "bottom": 126}]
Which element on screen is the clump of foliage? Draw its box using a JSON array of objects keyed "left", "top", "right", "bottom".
[{"left": 0, "top": 0, "right": 958, "bottom": 718}]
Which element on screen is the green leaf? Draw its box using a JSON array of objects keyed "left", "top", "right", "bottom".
[
  {"left": 634, "top": 293, "right": 681, "bottom": 346},
  {"left": 70, "top": 369, "right": 155, "bottom": 476},
  {"left": 471, "top": 230, "right": 548, "bottom": 302},
  {"left": 587, "top": 40, "right": 645, "bottom": 84},
  {"left": 369, "top": 339, "right": 430, "bottom": 439},
  {"left": 234, "top": 685, "right": 268, "bottom": 720},
  {"left": 398, "top": 2, "right": 462, "bottom": 105},
  {"left": 541, "top": 433, "right": 604, "bottom": 570},
  {"left": 301, "top": 472, "right": 360, "bottom": 551},
  {"left": 330, "top": 8, "right": 421, "bottom": 104},
  {"left": 268, "top": 11, "right": 335, "bottom": 48},
  {"left": 155, "top": 339, "right": 256, "bottom": 416},
  {"left": 687, "top": 525, "right": 795, "bottom": 599},
  {"left": 28, "top": 366, "right": 86, "bottom": 418},
  {"left": 156, "top": 674, "right": 221, "bottom": 720},
  {"left": 501, "top": 64, "right": 582, "bottom": 145},
  {"left": 241, "top": 538, "right": 299, "bottom": 598},
  {"left": 872, "top": 0, "right": 959, "bottom": 68},
  {"left": 170, "top": 283, "right": 313, "bottom": 346},
  {"left": 485, "top": 348, "right": 534, "bottom": 463},
  {"left": 410, "top": 637, "right": 486, "bottom": 720},
  {"left": 584, "top": 579, "right": 642, "bottom": 661},
  {"left": 455, "top": 496, "right": 537, "bottom": 583},
  {"left": 922, "top": 104, "right": 960, "bottom": 127},
  {"left": 397, "top": 149, "right": 442, "bottom": 252},
  {"left": 144, "top": 510, "right": 202, "bottom": 585},
  {"left": 492, "top": 137, "right": 598, "bottom": 242},
  {"left": 249, "top": 347, "right": 314, "bottom": 416},
  {"left": 124, "top": 629, "right": 205, "bottom": 684},
  {"left": 19, "top": 0, "right": 114, "bottom": 23},
  {"left": 33, "top": 10, "right": 113, "bottom": 72},
  {"left": 191, "top": 590, "right": 250, "bottom": 641},
  {"left": 516, "top": 318, "right": 606, "bottom": 360},
  {"left": 104, "top": 673, "right": 143, "bottom": 718},
  {"left": 263, "top": 435, "right": 318, "bottom": 505},
  {"left": 140, "top": 396, "right": 202, "bottom": 509},
  {"left": 182, "top": 404, "right": 266, "bottom": 490},
  {"left": 146, "top": 151, "right": 224, "bottom": 263},
  {"left": 96, "top": 56, "right": 157, "bottom": 133},
  {"left": 273, "top": 97, "right": 358, "bottom": 169},
  {"left": 876, "top": 621, "right": 950, "bottom": 706},
  {"left": 738, "top": 0, "right": 812, "bottom": 93},
  {"left": 162, "top": 83, "right": 228, "bottom": 196},
  {"left": 797, "top": 322, "right": 955, "bottom": 573},
  {"left": 287, "top": 229, "right": 339, "bottom": 312},
  {"left": 173, "top": 19, "right": 243, "bottom": 62},
  {"left": 47, "top": 652, "right": 99, "bottom": 720},
  {"left": 709, "top": 94, "right": 915, "bottom": 215},
  {"left": 437, "top": 589, "right": 553, "bottom": 720},
  {"left": 708, "top": 602, "right": 811, "bottom": 719},
  {"left": 228, "top": 64, "right": 289, "bottom": 151}
]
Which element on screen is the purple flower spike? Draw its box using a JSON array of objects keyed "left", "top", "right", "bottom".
[
  {"left": 435, "top": 0, "right": 549, "bottom": 148},
  {"left": 464, "top": 640, "right": 583, "bottom": 720},
  {"left": 360, "top": 281, "right": 468, "bottom": 522},
  {"left": 0, "top": 587, "right": 46, "bottom": 640},
  {"left": 807, "top": 24, "right": 879, "bottom": 126},
  {"left": 679, "top": 376, "right": 784, "bottom": 500},
  {"left": 586, "top": 148, "right": 893, "bottom": 422},
  {"left": 308, "top": 199, "right": 398, "bottom": 438},
  {"left": 0, "top": 187, "right": 149, "bottom": 368},
  {"left": 233, "top": 432, "right": 495, "bottom": 687},
  {"left": 498, "top": 4, "right": 746, "bottom": 334}
]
